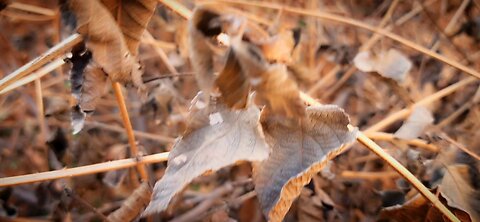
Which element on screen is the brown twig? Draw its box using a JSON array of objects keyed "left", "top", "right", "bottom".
[
  {"left": 0, "top": 34, "right": 82, "bottom": 91},
  {"left": 0, "top": 152, "right": 169, "bottom": 187},
  {"left": 112, "top": 82, "right": 149, "bottom": 181}
]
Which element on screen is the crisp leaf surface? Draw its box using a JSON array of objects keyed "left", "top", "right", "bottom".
[
  {"left": 143, "top": 104, "right": 269, "bottom": 215},
  {"left": 254, "top": 105, "right": 357, "bottom": 221}
]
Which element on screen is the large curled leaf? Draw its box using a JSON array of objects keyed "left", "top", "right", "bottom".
[
  {"left": 254, "top": 105, "right": 357, "bottom": 221},
  {"left": 188, "top": 6, "right": 222, "bottom": 98},
  {"left": 230, "top": 39, "right": 305, "bottom": 118},
  {"left": 216, "top": 49, "right": 249, "bottom": 109},
  {"left": 100, "top": 0, "right": 158, "bottom": 55},
  {"left": 143, "top": 103, "right": 269, "bottom": 215},
  {"left": 68, "top": 0, "right": 144, "bottom": 88}
]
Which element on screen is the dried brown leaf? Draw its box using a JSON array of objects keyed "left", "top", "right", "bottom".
[
  {"left": 100, "top": 0, "right": 157, "bottom": 55},
  {"left": 68, "top": 0, "right": 144, "bottom": 88},
  {"left": 216, "top": 49, "right": 249, "bottom": 109},
  {"left": 71, "top": 65, "right": 109, "bottom": 134},
  {"left": 260, "top": 30, "right": 295, "bottom": 63},
  {"left": 253, "top": 105, "right": 357, "bottom": 221},
  {"left": 439, "top": 164, "right": 480, "bottom": 222},
  {"left": 232, "top": 40, "right": 305, "bottom": 118},
  {"left": 108, "top": 182, "right": 152, "bottom": 221},
  {"left": 188, "top": 6, "right": 222, "bottom": 98},
  {"left": 143, "top": 103, "right": 269, "bottom": 215}
]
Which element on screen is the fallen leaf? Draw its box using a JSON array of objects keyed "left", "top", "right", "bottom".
[
  {"left": 439, "top": 164, "right": 480, "bottom": 222},
  {"left": 68, "top": 0, "right": 144, "bottom": 88},
  {"left": 100, "top": 0, "right": 158, "bottom": 55},
  {"left": 188, "top": 6, "right": 223, "bottom": 98},
  {"left": 380, "top": 190, "right": 443, "bottom": 222},
  {"left": 253, "top": 105, "right": 357, "bottom": 221},
  {"left": 108, "top": 182, "right": 152, "bottom": 221},
  {"left": 354, "top": 49, "right": 412, "bottom": 82},
  {"left": 260, "top": 30, "right": 295, "bottom": 63},
  {"left": 216, "top": 49, "right": 249, "bottom": 109},
  {"left": 394, "top": 106, "right": 434, "bottom": 140},
  {"left": 143, "top": 102, "right": 269, "bottom": 215},
  {"left": 231, "top": 39, "right": 305, "bottom": 118}
]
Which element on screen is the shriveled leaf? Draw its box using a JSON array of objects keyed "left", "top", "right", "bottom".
[
  {"left": 260, "top": 30, "right": 295, "bottom": 63},
  {"left": 143, "top": 103, "right": 269, "bottom": 215},
  {"left": 254, "top": 105, "right": 357, "bottom": 221},
  {"left": 380, "top": 190, "right": 443, "bottom": 222},
  {"left": 232, "top": 39, "right": 305, "bottom": 118},
  {"left": 216, "top": 49, "right": 249, "bottom": 109},
  {"left": 71, "top": 65, "right": 109, "bottom": 134},
  {"left": 108, "top": 182, "right": 152, "bottom": 221},
  {"left": 68, "top": 45, "right": 92, "bottom": 99},
  {"left": 100, "top": 0, "right": 157, "bottom": 55},
  {"left": 353, "top": 49, "right": 412, "bottom": 82},
  {"left": 188, "top": 6, "right": 222, "bottom": 98},
  {"left": 394, "top": 106, "right": 434, "bottom": 140},
  {"left": 68, "top": 0, "right": 144, "bottom": 88},
  {"left": 439, "top": 164, "right": 480, "bottom": 222}
]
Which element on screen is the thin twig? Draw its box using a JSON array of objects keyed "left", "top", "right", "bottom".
[
  {"left": 0, "top": 34, "right": 82, "bottom": 91},
  {"left": 0, "top": 58, "right": 65, "bottom": 95},
  {"left": 85, "top": 121, "right": 175, "bottom": 144},
  {"left": 340, "top": 171, "right": 400, "bottom": 180},
  {"left": 366, "top": 77, "right": 478, "bottom": 132},
  {"left": 34, "top": 79, "right": 48, "bottom": 145},
  {"left": 112, "top": 82, "right": 149, "bottom": 181},
  {"left": 65, "top": 188, "right": 110, "bottom": 222},
  {"left": 355, "top": 131, "right": 459, "bottom": 222},
  {"left": 364, "top": 132, "right": 439, "bottom": 152},
  {"left": 0, "top": 152, "right": 169, "bottom": 187}
]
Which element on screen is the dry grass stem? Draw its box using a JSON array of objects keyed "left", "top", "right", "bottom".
[
  {"left": 0, "top": 58, "right": 65, "bottom": 95},
  {"left": 0, "top": 152, "right": 169, "bottom": 187},
  {"left": 0, "top": 34, "right": 82, "bottom": 91},
  {"left": 112, "top": 82, "right": 149, "bottom": 181}
]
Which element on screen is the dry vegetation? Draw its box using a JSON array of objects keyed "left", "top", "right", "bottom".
[{"left": 0, "top": 0, "right": 479, "bottom": 221}]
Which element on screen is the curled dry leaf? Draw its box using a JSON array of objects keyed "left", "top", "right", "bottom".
[
  {"left": 143, "top": 102, "right": 269, "bottom": 215},
  {"left": 68, "top": 0, "right": 144, "bottom": 88},
  {"left": 188, "top": 6, "right": 222, "bottom": 98},
  {"left": 107, "top": 182, "right": 152, "bottom": 221},
  {"left": 71, "top": 65, "right": 109, "bottom": 134},
  {"left": 216, "top": 49, "right": 249, "bottom": 109},
  {"left": 259, "top": 30, "right": 295, "bottom": 63},
  {"left": 99, "top": 0, "right": 158, "bottom": 55},
  {"left": 439, "top": 164, "right": 480, "bottom": 222},
  {"left": 231, "top": 39, "right": 305, "bottom": 118},
  {"left": 253, "top": 105, "right": 357, "bottom": 221},
  {"left": 354, "top": 49, "right": 412, "bottom": 82},
  {"left": 394, "top": 106, "right": 434, "bottom": 140}
]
